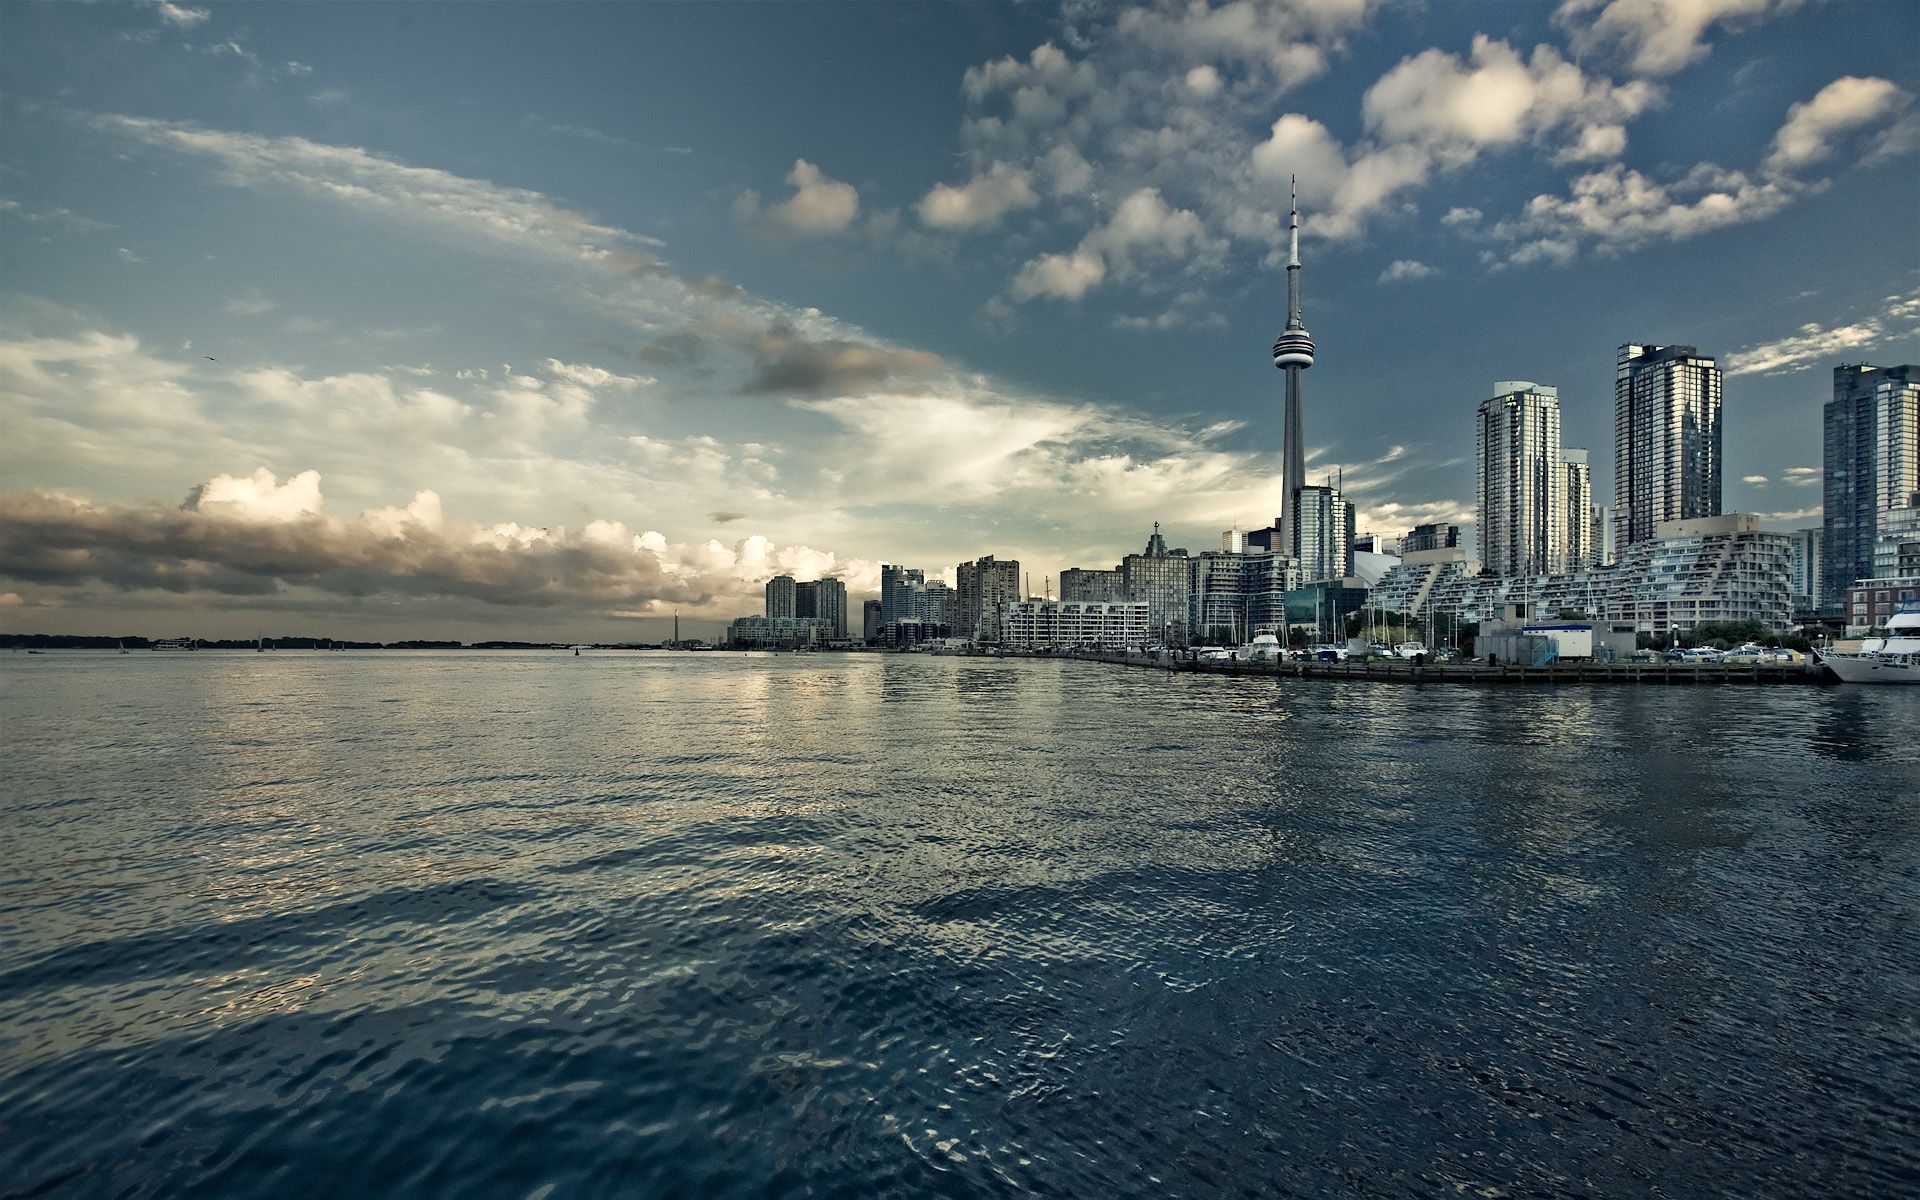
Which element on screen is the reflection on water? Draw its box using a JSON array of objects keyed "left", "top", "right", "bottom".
[{"left": 1, "top": 651, "right": 1916, "bottom": 1198}]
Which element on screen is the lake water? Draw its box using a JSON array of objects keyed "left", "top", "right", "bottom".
[{"left": 2, "top": 650, "right": 1916, "bottom": 1198}]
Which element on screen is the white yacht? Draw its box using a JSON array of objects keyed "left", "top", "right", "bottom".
[
  {"left": 1816, "top": 602, "right": 1920, "bottom": 684},
  {"left": 1242, "top": 633, "right": 1284, "bottom": 663}
]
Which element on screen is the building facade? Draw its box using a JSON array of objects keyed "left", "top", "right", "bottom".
[
  {"left": 861, "top": 599, "right": 882, "bottom": 643},
  {"left": 1476, "top": 381, "right": 1565, "bottom": 578},
  {"left": 879, "top": 564, "right": 925, "bottom": 624},
  {"left": 956, "top": 554, "right": 1021, "bottom": 641},
  {"left": 1787, "top": 527, "right": 1822, "bottom": 615},
  {"left": 1563, "top": 448, "right": 1592, "bottom": 570},
  {"left": 999, "top": 601, "right": 1150, "bottom": 651},
  {"left": 729, "top": 616, "right": 830, "bottom": 648},
  {"left": 1292, "top": 484, "right": 1352, "bottom": 583},
  {"left": 1401, "top": 523, "right": 1459, "bottom": 554},
  {"left": 1060, "top": 567, "right": 1124, "bottom": 603},
  {"left": 1589, "top": 505, "right": 1616, "bottom": 568},
  {"left": 1822, "top": 363, "right": 1919, "bottom": 610},
  {"left": 1614, "top": 343, "right": 1722, "bottom": 555},
  {"left": 794, "top": 577, "right": 848, "bottom": 639},
  {"left": 1122, "top": 524, "right": 1191, "bottom": 645},
  {"left": 764, "top": 574, "right": 797, "bottom": 619}
]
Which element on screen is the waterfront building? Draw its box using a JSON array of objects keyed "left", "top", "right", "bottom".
[
  {"left": 764, "top": 574, "right": 797, "bottom": 619},
  {"left": 1614, "top": 343, "right": 1722, "bottom": 555},
  {"left": 956, "top": 554, "right": 1021, "bottom": 641},
  {"left": 729, "top": 615, "right": 831, "bottom": 649},
  {"left": 876, "top": 619, "right": 950, "bottom": 648},
  {"left": 1870, "top": 504, "right": 1920, "bottom": 580},
  {"left": 1221, "top": 527, "right": 1245, "bottom": 553},
  {"left": 879, "top": 564, "right": 925, "bottom": 624},
  {"left": 1060, "top": 567, "right": 1124, "bottom": 603},
  {"left": 1371, "top": 514, "right": 1790, "bottom": 636},
  {"left": 1821, "top": 363, "right": 1919, "bottom": 611},
  {"left": 1240, "top": 551, "right": 1298, "bottom": 635},
  {"left": 1284, "top": 579, "right": 1369, "bottom": 642},
  {"left": 1401, "top": 523, "right": 1459, "bottom": 554},
  {"left": 1292, "top": 483, "right": 1352, "bottom": 583},
  {"left": 919, "top": 579, "right": 960, "bottom": 632},
  {"left": 1787, "top": 527, "right": 1822, "bottom": 615},
  {"left": 999, "top": 600, "right": 1150, "bottom": 651},
  {"left": 794, "top": 577, "right": 848, "bottom": 640},
  {"left": 1589, "top": 505, "right": 1616, "bottom": 568},
  {"left": 1353, "top": 533, "right": 1392, "bottom": 555},
  {"left": 1476, "top": 381, "right": 1566, "bottom": 577},
  {"left": 1845, "top": 578, "right": 1920, "bottom": 629},
  {"left": 1189, "top": 552, "right": 1248, "bottom": 643},
  {"left": 1563, "top": 448, "right": 1592, "bottom": 570},
  {"left": 1122, "top": 523, "right": 1191, "bottom": 645},
  {"left": 861, "top": 599, "right": 882, "bottom": 643}
]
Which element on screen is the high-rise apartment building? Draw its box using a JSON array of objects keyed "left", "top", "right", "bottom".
[
  {"left": 1122, "top": 523, "right": 1191, "bottom": 645},
  {"left": 1821, "top": 363, "right": 1919, "bottom": 610},
  {"left": 795, "top": 577, "right": 848, "bottom": 640},
  {"left": 1614, "top": 343, "right": 1722, "bottom": 555},
  {"left": 1589, "top": 505, "right": 1616, "bottom": 568},
  {"left": 1787, "top": 527, "right": 1822, "bottom": 614},
  {"left": 955, "top": 554, "right": 1021, "bottom": 641},
  {"left": 861, "top": 599, "right": 882, "bottom": 643},
  {"left": 879, "top": 564, "right": 925, "bottom": 624},
  {"left": 1476, "top": 381, "right": 1565, "bottom": 578},
  {"left": 1292, "top": 484, "right": 1352, "bottom": 582},
  {"left": 1563, "top": 448, "right": 1592, "bottom": 571},
  {"left": 764, "top": 574, "right": 797, "bottom": 619}
]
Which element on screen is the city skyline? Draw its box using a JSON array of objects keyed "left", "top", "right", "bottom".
[{"left": 2, "top": 1, "right": 1917, "bottom": 639}]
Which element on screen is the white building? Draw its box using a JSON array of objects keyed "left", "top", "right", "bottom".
[
  {"left": 1563, "top": 448, "right": 1592, "bottom": 570},
  {"left": 1476, "top": 381, "right": 1565, "bottom": 578},
  {"left": 1000, "top": 600, "right": 1151, "bottom": 651}
]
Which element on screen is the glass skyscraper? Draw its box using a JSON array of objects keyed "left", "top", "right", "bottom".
[{"left": 1613, "top": 343, "right": 1722, "bottom": 556}]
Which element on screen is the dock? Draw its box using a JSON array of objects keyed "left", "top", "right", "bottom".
[{"left": 1068, "top": 651, "right": 1827, "bottom": 685}]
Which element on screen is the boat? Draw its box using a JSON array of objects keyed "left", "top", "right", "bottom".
[
  {"left": 151, "top": 638, "right": 196, "bottom": 651},
  {"left": 1242, "top": 633, "right": 1284, "bottom": 663},
  {"left": 1394, "top": 641, "right": 1428, "bottom": 660},
  {"left": 1816, "top": 602, "right": 1920, "bottom": 684}
]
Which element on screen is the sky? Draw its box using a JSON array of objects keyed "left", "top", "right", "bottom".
[{"left": 1, "top": 0, "right": 1916, "bottom": 640}]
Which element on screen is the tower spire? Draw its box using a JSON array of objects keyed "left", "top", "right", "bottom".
[{"left": 1272, "top": 179, "right": 1315, "bottom": 560}]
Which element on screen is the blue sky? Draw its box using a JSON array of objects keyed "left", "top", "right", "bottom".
[{"left": 2, "top": 0, "right": 1916, "bottom": 638}]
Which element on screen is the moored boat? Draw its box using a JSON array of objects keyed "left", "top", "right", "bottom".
[{"left": 1816, "top": 601, "right": 1920, "bottom": 684}]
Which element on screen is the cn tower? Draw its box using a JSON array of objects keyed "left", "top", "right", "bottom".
[{"left": 1271, "top": 177, "right": 1314, "bottom": 557}]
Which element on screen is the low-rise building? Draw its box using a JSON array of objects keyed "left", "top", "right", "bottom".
[
  {"left": 1000, "top": 600, "right": 1151, "bottom": 651},
  {"left": 729, "top": 616, "right": 831, "bottom": 648}
]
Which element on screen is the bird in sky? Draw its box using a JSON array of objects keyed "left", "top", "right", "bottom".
[{"left": 204, "top": 356, "right": 217, "bottom": 362}]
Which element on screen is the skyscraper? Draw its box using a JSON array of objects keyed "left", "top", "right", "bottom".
[
  {"left": 1563, "top": 448, "right": 1592, "bottom": 571},
  {"left": 764, "top": 574, "right": 797, "bottom": 619},
  {"left": 1822, "top": 363, "right": 1919, "bottom": 609},
  {"left": 1122, "top": 523, "right": 1191, "bottom": 645},
  {"left": 879, "top": 564, "right": 925, "bottom": 624},
  {"left": 796, "top": 577, "right": 848, "bottom": 639},
  {"left": 956, "top": 554, "right": 1020, "bottom": 641},
  {"left": 1614, "top": 343, "right": 1722, "bottom": 555},
  {"left": 1476, "top": 382, "right": 1565, "bottom": 578},
  {"left": 1271, "top": 178, "right": 1315, "bottom": 559},
  {"left": 1292, "top": 483, "right": 1352, "bottom": 582}
]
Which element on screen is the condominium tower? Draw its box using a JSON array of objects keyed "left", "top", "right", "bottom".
[
  {"left": 1821, "top": 363, "right": 1919, "bottom": 609},
  {"left": 1614, "top": 343, "right": 1722, "bottom": 555},
  {"left": 1476, "top": 381, "right": 1565, "bottom": 578},
  {"left": 1563, "top": 448, "right": 1592, "bottom": 570},
  {"left": 764, "top": 574, "right": 797, "bottom": 619}
]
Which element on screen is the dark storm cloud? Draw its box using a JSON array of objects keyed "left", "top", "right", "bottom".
[
  {"left": 740, "top": 325, "right": 943, "bottom": 395},
  {"left": 0, "top": 490, "right": 722, "bottom": 609}
]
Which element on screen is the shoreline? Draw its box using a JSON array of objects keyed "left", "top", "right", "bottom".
[{"left": 1063, "top": 650, "right": 1829, "bottom": 686}]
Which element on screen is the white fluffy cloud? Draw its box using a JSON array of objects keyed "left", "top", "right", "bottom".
[
  {"left": 1006, "top": 187, "right": 1221, "bottom": 305},
  {"left": 916, "top": 161, "right": 1039, "bottom": 230},
  {"left": 1765, "top": 76, "right": 1911, "bottom": 173},
  {"left": 767, "top": 159, "right": 860, "bottom": 235},
  {"left": 1553, "top": 0, "right": 1803, "bottom": 77},
  {"left": 1377, "top": 259, "right": 1437, "bottom": 283}
]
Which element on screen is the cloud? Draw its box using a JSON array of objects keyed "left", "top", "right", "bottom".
[
  {"left": 916, "top": 161, "right": 1039, "bottom": 231},
  {"left": 1742, "top": 474, "right": 1770, "bottom": 485},
  {"left": 1006, "top": 187, "right": 1220, "bottom": 305},
  {"left": 1725, "top": 290, "right": 1920, "bottom": 375},
  {"left": 1488, "top": 161, "right": 1797, "bottom": 265},
  {"left": 1378, "top": 259, "right": 1437, "bottom": 283},
  {"left": 1554, "top": 0, "right": 1803, "bottom": 78},
  {"left": 223, "top": 290, "right": 278, "bottom": 316},
  {"left": 152, "top": 1, "right": 211, "bottom": 28},
  {"left": 767, "top": 159, "right": 860, "bottom": 235},
  {"left": 1764, "top": 76, "right": 1911, "bottom": 173},
  {"left": 116, "top": 247, "right": 144, "bottom": 264},
  {"left": 542, "top": 358, "right": 652, "bottom": 390},
  {"left": 1782, "top": 467, "right": 1820, "bottom": 487},
  {"left": 0, "top": 200, "right": 117, "bottom": 233},
  {"left": 0, "top": 471, "right": 871, "bottom": 615},
  {"left": 739, "top": 326, "right": 943, "bottom": 395}
]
